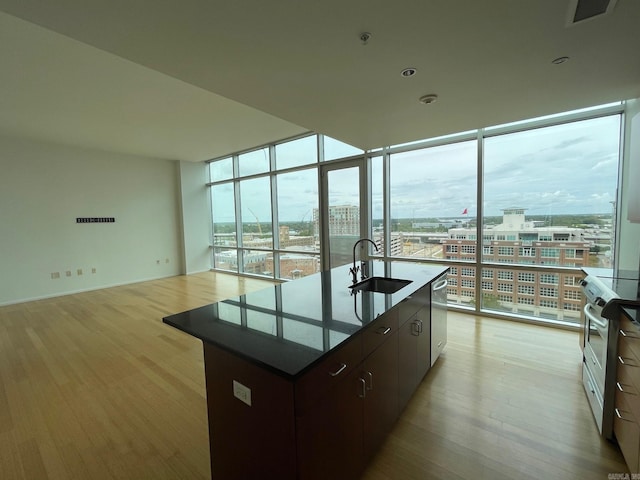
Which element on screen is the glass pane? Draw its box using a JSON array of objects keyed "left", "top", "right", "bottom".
[
  {"left": 213, "top": 247, "right": 238, "bottom": 272},
  {"left": 276, "top": 136, "right": 317, "bottom": 170},
  {"left": 484, "top": 102, "right": 621, "bottom": 132},
  {"left": 483, "top": 115, "right": 620, "bottom": 269},
  {"left": 323, "top": 136, "right": 363, "bottom": 161},
  {"left": 211, "top": 183, "right": 236, "bottom": 247},
  {"left": 371, "top": 156, "right": 384, "bottom": 256},
  {"left": 277, "top": 253, "right": 320, "bottom": 280},
  {"left": 390, "top": 140, "right": 477, "bottom": 259},
  {"left": 238, "top": 147, "right": 270, "bottom": 176},
  {"left": 474, "top": 267, "right": 585, "bottom": 325},
  {"left": 277, "top": 169, "right": 319, "bottom": 255},
  {"left": 209, "top": 157, "right": 233, "bottom": 181},
  {"left": 444, "top": 266, "right": 476, "bottom": 308},
  {"left": 327, "top": 166, "right": 360, "bottom": 268},
  {"left": 240, "top": 176, "right": 273, "bottom": 249},
  {"left": 242, "top": 250, "right": 271, "bottom": 276}
]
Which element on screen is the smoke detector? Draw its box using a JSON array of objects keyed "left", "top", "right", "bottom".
[{"left": 419, "top": 94, "right": 438, "bottom": 105}]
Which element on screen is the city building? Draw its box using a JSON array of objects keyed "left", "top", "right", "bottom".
[
  {"left": 373, "top": 232, "right": 405, "bottom": 258},
  {"left": 313, "top": 205, "right": 360, "bottom": 237},
  {"left": 443, "top": 208, "right": 591, "bottom": 321}
]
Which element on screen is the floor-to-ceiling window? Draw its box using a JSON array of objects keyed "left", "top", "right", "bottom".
[
  {"left": 476, "top": 114, "right": 621, "bottom": 323},
  {"left": 207, "top": 134, "right": 363, "bottom": 280},
  {"left": 388, "top": 139, "right": 477, "bottom": 260},
  {"left": 208, "top": 102, "right": 624, "bottom": 327}
]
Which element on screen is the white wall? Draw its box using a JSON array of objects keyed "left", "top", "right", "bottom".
[
  {"left": 616, "top": 98, "right": 640, "bottom": 272},
  {"left": 178, "top": 160, "right": 212, "bottom": 274},
  {"left": 0, "top": 135, "right": 183, "bottom": 305}
]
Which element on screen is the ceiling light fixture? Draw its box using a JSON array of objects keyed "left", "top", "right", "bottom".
[
  {"left": 419, "top": 94, "right": 438, "bottom": 104},
  {"left": 552, "top": 56, "right": 570, "bottom": 64},
  {"left": 401, "top": 68, "right": 417, "bottom": 77}
]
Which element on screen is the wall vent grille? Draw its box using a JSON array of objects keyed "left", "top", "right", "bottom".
[{"left": 567, "top": 0, "right": 617, "bottom": 25}]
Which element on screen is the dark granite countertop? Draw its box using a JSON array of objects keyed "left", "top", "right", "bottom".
[{"left": 163, "top": 261, "right": 448, "bottom": 379}]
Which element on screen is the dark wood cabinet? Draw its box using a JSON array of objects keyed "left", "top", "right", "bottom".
[
  {"left": 362, "top": 330, "right": 399, "bottom": 460},
  {"left": 297, "top": 313, "right": 400, "bottom": 477},
  {"left": 200, "top": 274, "right": 447, "bottom": 479},
  {"left": 165, "top": 262, "right": 450, "bottom": 480},
  {"left": 398, "top": 284, "right": 432, "bottom": 411},
  {"left": 398, "top": 316, "right": 420, "bottom": 409},
  {"left": 430, "top": 273, "right": 448, "bottom": 366},
  {"left": 296, "top": 365, "right": 364, "bottom": 480},
  {"left": 203, "top": 343, "right": 297, "bottom": 480},
  {"left": 614, "top": 314, "right": 640, "bottom": 473},
  {"left": 416, "top": 313, "right": 432, "bottom": 379}
]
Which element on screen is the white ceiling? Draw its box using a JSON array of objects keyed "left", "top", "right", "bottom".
[{"left": 1, "top": 0, "right": 639, "bottom": 162}]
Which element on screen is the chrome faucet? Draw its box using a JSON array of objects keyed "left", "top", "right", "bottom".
[{"left": 350, "top": 238, "right": 379, "bottom": 284}]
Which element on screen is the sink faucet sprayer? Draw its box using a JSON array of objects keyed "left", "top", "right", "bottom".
[{"left": 350, "top": 238, "right": 379, "bottom": 284}]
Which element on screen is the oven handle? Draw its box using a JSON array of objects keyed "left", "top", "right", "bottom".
[{"left": 583, "top": 303, "right": 608, "bottom": 330}]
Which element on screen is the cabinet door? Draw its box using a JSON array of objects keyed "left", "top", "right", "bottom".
[
  {"left": 415, "top": 313, "right": 431, "bottom": 380},
  {"left": 296, "top": 366, "right": 364, "bottom": 480},
  {"left": 399, "top": 284, "right": 430, "bottom": 326},
  {"left": 204, "top": 343, "right": 296, "bottom": 480},
  {"left": 296, "top": 336, "right": 362, "bottom": 415},
  {"left": 398, "top": 316, "right": 419, "bottom": 410},
  {"left": 362, "top": 331, "right": 399, "bottom": 460},
  {"left": 431, "top": 273, "right": 448, "bottom": 366}
]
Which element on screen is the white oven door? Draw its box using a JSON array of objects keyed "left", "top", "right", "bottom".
[{"left": 584, "top": 302, "right": 609, "bottom": 392}]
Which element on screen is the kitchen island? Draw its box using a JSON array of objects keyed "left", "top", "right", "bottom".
[{"left": 163, "top": 260, "right": 448, "bottom": 480}]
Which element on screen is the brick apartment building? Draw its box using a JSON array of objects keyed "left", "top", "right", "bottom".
[{"left": 442, "top": 208, "right": 590, "bottom": 322}]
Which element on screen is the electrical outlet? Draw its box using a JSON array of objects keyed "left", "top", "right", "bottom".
[
  {"left": 77, "top": 268, "right": 83, "bottom": 276},
  {"left": 51, "top": 272, "right": 60, "bottom": 279},
  {"left": 65, "top": 271, "right": 72, "bottom": 277},
  {"left": 232, "top": 380, "right": 252, "bottom": 406},
  {"left": 91, "top": 268, "right": 96, "bottom": 274}
]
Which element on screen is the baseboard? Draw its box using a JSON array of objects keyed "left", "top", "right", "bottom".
[{"left": 0, "top": 273, "right": 181, "bottom": 307}]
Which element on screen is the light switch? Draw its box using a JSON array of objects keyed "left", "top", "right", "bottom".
[{"left": 232, "top": 380, "right": 252, "bottom": 406}]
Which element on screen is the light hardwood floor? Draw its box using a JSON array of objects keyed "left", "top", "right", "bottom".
[{"left": 0, "top": 272, "right": 627, "bottom": 479}]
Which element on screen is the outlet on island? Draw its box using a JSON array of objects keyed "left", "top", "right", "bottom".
[{"left": 232, "top": 380, "right": 252, "bottom": 406}]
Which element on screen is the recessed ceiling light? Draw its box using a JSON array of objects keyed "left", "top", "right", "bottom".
[
  {"left": 419, "top": 94, "right": 438, "bottom": 104},
  {"left": 401, "top": 68, "right": 417, "bottom": 77},
  {"left": 552, "top": 56, "right": 570, "bottom": 64},
  {"left": 360, "top": 32, "right": 372, "bottom": 45}
]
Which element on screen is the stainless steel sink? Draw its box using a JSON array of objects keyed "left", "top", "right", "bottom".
[{"left": 349, "top": 277, "right": 412, "bottom": 294}]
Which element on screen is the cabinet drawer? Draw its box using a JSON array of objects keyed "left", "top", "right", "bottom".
[
  {"left": 362, "top": 309, "right": 399, "bottom": 357},
  {"left": 618, "top": 333, "right": 640, "bottom": 367},
  {"left": 616, "top": 376, "right": 640, "bottom": 428},
  {"left": 295, "top": 337, "right": 363, "bottom": 414},
  {"left": 619, "top": 316, "right": 640, "bottom": 365},
  {"left": 618, "top": 338, "right": 640, "bottom": 395},
  {"left": 614, "top": 391, "right": 640, "bottom": 473},
  {"left": 398, "top": 286, "right": 430, "bottom": 325}
]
